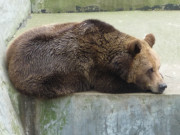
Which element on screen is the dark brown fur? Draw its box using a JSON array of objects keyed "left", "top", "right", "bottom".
[{"left": 6, "top": 19, "right": 157, "bottom": 98}]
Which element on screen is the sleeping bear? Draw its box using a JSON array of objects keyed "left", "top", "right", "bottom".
[{"left": 6, "top": 19, "right": 167, "bottom": 98}]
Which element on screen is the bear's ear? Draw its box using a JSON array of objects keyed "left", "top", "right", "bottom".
[
  {"left": 128, "top": 40, "right": 141, "bottom": 57},
  {"left": 144, "top": 33, "right": 155, "bottom": 47}
]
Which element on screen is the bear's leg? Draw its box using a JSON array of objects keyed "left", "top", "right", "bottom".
[
  {"left": 93, "top": 73, "right": 140, "bottom": 93},
  {"left": 16, "top": 79, "right": 58, "bottom": 98},
  {"left": 59, "top": 73, "right": 91, "bottom": 94},
  {"left": 42, "top": 73, "right": 91, "bottom": 97}
]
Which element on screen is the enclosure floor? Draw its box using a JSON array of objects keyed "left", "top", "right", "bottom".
[{"left": 12, "top": 11, "right": 180, "bottom": 94}]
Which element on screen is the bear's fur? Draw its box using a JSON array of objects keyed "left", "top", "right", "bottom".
[{"left": 6, "top": 19, "right": 166, "bottom": 98}]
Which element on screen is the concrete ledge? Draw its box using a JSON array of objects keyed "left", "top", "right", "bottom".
[{"left": 20, "top": 92, "right": 180, "bottom": 135}]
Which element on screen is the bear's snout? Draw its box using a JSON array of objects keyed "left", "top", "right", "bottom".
[{"left": 158, "top": 83, "right": 167, "bottom": 93}]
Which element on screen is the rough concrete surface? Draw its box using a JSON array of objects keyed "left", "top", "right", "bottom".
[
  {"left": 0, "top": 0, "right": 30, "bottom": 134},
  {"left": 20, "top": 92, "right": 180, "bottom": 135},
  {"left": 0, "top": 38, "right": 24, "bottom": 135},
  {"left": 0, "top": 0, "right": 31, "bottom": 42}
]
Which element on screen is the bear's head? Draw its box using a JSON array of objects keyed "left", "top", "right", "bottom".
[{"left": 127, "top": 34, "right": 167, "bottom": 93}]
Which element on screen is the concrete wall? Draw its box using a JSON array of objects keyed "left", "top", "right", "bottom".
[
  {"left": 0, "top": 0, "right": 31, "bottom": 134},
  {"left": 20, "top": 93, "right": 180, "bottom": 135},
  {"left": 31, "top": 0, "right": 180, "bottom": 13}
]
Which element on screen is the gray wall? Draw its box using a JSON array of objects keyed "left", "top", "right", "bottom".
[
  {"left": 21, "top": 93, "right": 180, "bottom": 135},
  {"left": 31, "top": 0, "right": 180, "bottom": 13},
  {"left": 0, "top": 0, "right": 31, "bottom": 134}
]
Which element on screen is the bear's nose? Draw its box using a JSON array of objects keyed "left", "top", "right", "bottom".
[{"left": 158, "top": 83, "right": 167, "bottom": 93}]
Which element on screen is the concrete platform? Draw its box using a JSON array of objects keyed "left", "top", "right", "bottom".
[{"left": 20, "top": 92, "right": 180, "bottom": 135}]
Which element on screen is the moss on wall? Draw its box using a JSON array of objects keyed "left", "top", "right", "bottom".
[
  {"left": 34, "top": 97, "right": 72, "bottom": 135},
  {"left": 31, "top": 0, "right": 180, "bottom": 13}
]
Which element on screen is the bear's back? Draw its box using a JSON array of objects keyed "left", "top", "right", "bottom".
[
  {"left": 7, "top": 22, "right": 77, "bottom": 66},
  {"left": 6, "top": 22, "right": 79, "bottom": 92}
]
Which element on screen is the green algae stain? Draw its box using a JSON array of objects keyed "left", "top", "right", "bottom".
[
  {"left": 11, "top": 120, "right": 22, "bottom": 135},
  {"left": 37, "top": 98, "right": 71, "bottom": 135},
  {"left": 58, "top": 99, "right": 71, "bottom": 133},
  {"left": 32, "top": 0, "right": 180, "bottom": 13}
]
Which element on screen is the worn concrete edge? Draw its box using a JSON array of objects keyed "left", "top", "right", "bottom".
[
  {"left": 32, "top": 92, "right": 180, "bottom": 103},
  {"left": 5, "top": 15, "right": 31, "bottom": 45},
  {"left": 71, "top": 91, "right": 180, "bottom": 96}
]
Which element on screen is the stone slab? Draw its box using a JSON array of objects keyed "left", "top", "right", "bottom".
[{"left": 20, "top": 92, "right": 180, "bottom": 135}]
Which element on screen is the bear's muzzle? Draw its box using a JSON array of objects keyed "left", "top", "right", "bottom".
[{"left": 158, "top": 83, "right": 167, "bottom": 93}]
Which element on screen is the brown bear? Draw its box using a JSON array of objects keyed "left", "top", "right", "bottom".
[{"left": 6, "top": 19, "right": 167, "bottom": 98}]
